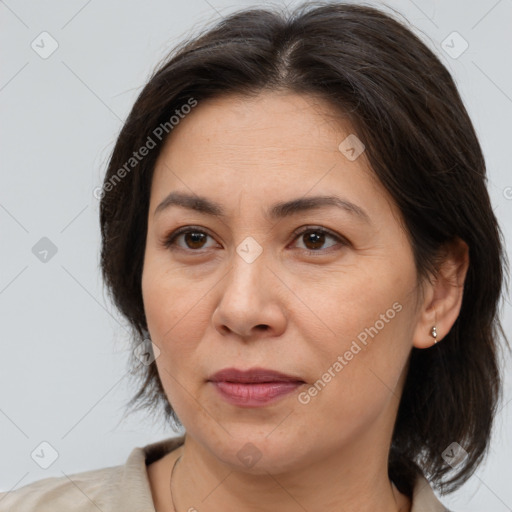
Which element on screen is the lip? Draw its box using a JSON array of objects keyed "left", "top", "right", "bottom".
[
  {"left": 208, "top": 367, "right": 305, "bottom": 384},
  {"left": 207, "top": 367, "right": 305, "bottom": 408}
]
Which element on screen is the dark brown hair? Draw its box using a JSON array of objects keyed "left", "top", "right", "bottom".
[{"left": 99, "top": 1, "right": 509, "bottom": 496}]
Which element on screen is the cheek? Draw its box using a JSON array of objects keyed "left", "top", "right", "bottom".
[
  {"left": 141, "top": 254, "right": 219, "bottom": 381},
  {"left": 141, "top": 268, "right": 205, "bottom": 416},
  {"left": 142, "top": 259, "right": 196, "bottom": 352},
  {"left": 305, "top": 262, "right": 410, "bottom": 347},
  {"left": 296, "top": 262, "right": 416, "bottom": 406}
]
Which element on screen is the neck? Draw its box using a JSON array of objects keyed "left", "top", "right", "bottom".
[{"left": 167, "top": 433, "right": 410, "bottom": 512}]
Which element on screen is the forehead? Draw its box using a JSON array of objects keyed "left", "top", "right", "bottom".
[
  {"left": 149, "top": 91, "right": 396, "bottom": 222},
  {"left": 159, "top": 91, "right": 352, "bottom": 154}
]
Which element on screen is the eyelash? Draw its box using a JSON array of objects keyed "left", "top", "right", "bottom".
[{"left": 162, "top": 225, "right": 349, "bottom": 254}]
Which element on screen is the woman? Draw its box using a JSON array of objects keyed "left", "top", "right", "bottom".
[{"left": 1, "top": 2, "right": 508, "bottom": 511}]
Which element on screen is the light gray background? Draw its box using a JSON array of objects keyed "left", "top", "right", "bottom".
[{"left": 1, "top": 0, "right": 511, "bottom": 510}]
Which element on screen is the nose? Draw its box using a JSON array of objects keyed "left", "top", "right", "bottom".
[{"left": 211, "top": 252, "right": 287, "bottom": 340}]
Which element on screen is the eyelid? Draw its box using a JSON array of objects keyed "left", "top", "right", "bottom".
[
  {"left": 161, "top": 225, "right": 220, "bottom": 250},
  {"left": 161, "top": 224, "right": 349, "bottom": 252},
  {"left": 290, "top": 225, "right": 348, "bottom": 244},
  {"left": 288, "top": 225, "right": 349, "bottom": 252}
]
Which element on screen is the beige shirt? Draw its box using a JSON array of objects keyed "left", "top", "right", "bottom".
[{"left": 0, "top": 435, "right": 450, "bottom": 511}]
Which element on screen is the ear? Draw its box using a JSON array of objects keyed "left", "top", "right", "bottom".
[{"left": 412, "top": 237, "right": 469, "bottom": 349}]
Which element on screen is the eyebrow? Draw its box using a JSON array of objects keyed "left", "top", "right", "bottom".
[{"left": 154, "top": 191, "right": 371, "bottom": 224}]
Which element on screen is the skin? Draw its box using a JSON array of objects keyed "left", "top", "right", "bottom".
[{"left": 142, "top": 91, "right": 469, "bottom": 512}]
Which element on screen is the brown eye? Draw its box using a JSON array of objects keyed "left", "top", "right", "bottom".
[
  {"left": 163, "top": 227, "right": 218, "bottom": 251},
  {"left": 291, "top": 227, "right": 347, "bottom": 252},
  {"left": 182, "top": 231, "right": 208, "bottom": 249},
  {"left": 162, "top": 225, "right": 347, "bottom": 254},
  {"left": 302, "top": 231, "right": 326, "bottom": 250}
]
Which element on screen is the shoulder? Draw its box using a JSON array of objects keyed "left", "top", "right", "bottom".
[
  {"left": 0, "top": 435, "right": 185, "bottom": 512},
  {"left": 0, "top": 465, "right": 125, "bottom": 512}
]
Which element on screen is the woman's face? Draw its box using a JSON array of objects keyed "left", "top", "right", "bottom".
[{"left": 142, "top": 91, "right": 427, "bottom": 472}]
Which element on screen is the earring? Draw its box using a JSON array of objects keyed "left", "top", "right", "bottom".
[{"left": 431, "top": 325, "right": 437, "bottom": 344}]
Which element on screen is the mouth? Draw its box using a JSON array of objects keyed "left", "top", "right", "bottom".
[
  {"left": 207, "top": 367, "right": 306, "bottom": 407},
  {"left": 208, "top": 366, "right": 305, "bottom": 384}
]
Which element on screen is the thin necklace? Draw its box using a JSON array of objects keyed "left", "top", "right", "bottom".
[{"left": 169, "top": 454, "right": 182, "bottom": 512}]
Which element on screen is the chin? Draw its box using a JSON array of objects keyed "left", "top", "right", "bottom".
[{"left": 204, "top": 429, "right": 308, "bottom": 475}]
